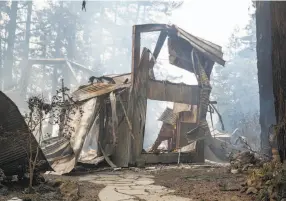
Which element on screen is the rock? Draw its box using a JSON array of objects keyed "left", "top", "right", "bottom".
[
  {"left": 246, "top": 178, "right": 253, "bottom": 186},
  {"left": 267, "top": 185, "right": 274, "bottom": 195},
  {"left": 242, "top": 164, "right": 249, "bottom": 171},
  {"left": 47, "top": 179, "right": 63, "bottom": 188},
  {"left": 231, "top": 169, "right": 239, "bottom": 174},
  {"left": 240, "top": 187, "right": 247, "bottom": 193},
  {"left": 230, "top": 195, "right": 240, "bottom": 201},
  {"left": 36, "top": 183, "right": 56, "bottom": 193},
  {"left": 271, "top": 192, "right": 277, "bottom": 199},
  {"left": 240, "top": 181, "right": 247, "bottom": 187},
  {"left": 246, "top": 187, "right": 258, "bottom": 195},
  {"left": 265, "top": 180, "right": 271, "bottom": 185},
  {"left": 219, "top": 182, "right": 240, "bottom": 191},
  {"left": 7, "top": 198, "right": 23, "bottom": 201}
]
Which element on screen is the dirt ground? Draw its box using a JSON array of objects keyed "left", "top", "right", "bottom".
[
  {"left": 152, "top": 166, "right": 255, "bottom": 201},
  {"left": 0, "top": 166, "right": 256, "bottom": 201},
  {"left": 0, "top": 174, "right": 104, "bottom": 201}
]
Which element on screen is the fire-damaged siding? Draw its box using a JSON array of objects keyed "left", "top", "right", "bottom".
[
  {"left": 147, "top": 79, "right": 199, "bottom": 105},
  {"left": 0, "top": 91, "right": 48, "bottom": 176}
]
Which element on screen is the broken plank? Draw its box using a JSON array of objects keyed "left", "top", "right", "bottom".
[{"left": 147, "top": 79, "right": 199, "bottom": 105}]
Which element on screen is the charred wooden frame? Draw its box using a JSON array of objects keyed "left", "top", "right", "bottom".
[{"left": 128, "top": 24, "right": 225, "bottom": 166}]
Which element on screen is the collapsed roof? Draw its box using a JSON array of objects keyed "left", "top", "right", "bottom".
[{"left": 0, "top": 23, "right": 226, "bottom": 175}]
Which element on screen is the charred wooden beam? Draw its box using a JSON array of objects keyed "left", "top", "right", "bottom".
[
  {"left": 131, "top": 25, "right": 141, "bottom": 84},
  {"left": 147, "top": 79, "right": 199, "bottom": 105},
  {"left": 135, "top": 24, "right": 169, "bottom": 33},
  {"left": 153, "top": 31, "right": 168, "bottom": 60},
  {"left": 129, "top": 48, "right": 150, "bottom": 165}
]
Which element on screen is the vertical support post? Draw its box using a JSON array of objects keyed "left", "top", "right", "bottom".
[
  {"left": 128, "top": 48, "right": 150, "bottom": 165},
  {"left": 131, "top": 25, "right": 141, "bottom": 84},
  {"left": 98, "top": 97, "right": 105, "bottom": 156}
]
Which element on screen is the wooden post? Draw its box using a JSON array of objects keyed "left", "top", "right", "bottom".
[
  {"left": 131, "top": 25, "right": 141, "bottom": 85},
  {"left": 129, "top": 48, "right": 150, "bottom": 165}
]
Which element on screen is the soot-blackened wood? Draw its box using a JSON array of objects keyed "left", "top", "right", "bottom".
[
  {"left": 153, "top": 31, "right": 167, "bottom": 61},
  {"left": 131, "top": 25, "right": 141, "bottom": 84},
  {"left": 112, "top": 90, "right": 130, "bottom": 167},
  {"left": 256, "top": 1, "right": 276, "bottom": 156},
  {"left": 129, "top": 48, "right": 150, "bottom": 165},
  {"left": 270, "top": 2, "right": 286, "bottom": 162},
  {"left": 147, "top": 79, "right": 199, "bottom": 105}
]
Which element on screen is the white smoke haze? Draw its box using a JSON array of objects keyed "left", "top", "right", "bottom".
[{"left": 0, "top": 0, "right": 259, "bottom": 150}]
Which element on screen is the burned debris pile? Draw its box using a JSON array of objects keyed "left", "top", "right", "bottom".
[
  {"left": 229, "top": 151, "right": 263, "bottom": 174},
  {"left": 0, "top": 23, "right": 226, "bottom": 177}
]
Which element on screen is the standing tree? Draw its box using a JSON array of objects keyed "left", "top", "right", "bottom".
[{"left": 256, "top": 1, "right": 276, "bottom": 157}]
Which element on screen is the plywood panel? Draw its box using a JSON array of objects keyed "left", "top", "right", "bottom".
[{"left": 147, "top": 79, "right": 199, "bottom": 105}]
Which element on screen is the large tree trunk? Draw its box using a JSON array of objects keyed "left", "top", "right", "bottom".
[
  {"left": 24, "top": 1, "right": 32, "bottom": 59},
  {"left": 270, "top": 2, "right": 286, "bottom": 163},
  {"left": 3, "top": 1, "right": 18, "bottom": 90},
  {"left": 256, "top": 1, "right": 276, "bottom": 156}
]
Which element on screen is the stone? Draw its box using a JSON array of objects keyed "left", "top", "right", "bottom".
[
  {"left": 267, "top": 185, "right": 274, "bottom": 195},
  {"left": 230, "top": 195, "right": 240, "bottom": 201},
  {"left": 7, "top": 198, "right": 23, "bottom": 201},
  {"left": 246, "top": 187, "right": 258, "bottom": 195},
  {"left": 231, "top": 169, "right": 239, "bottom": 174},
  {"left": 134, "top": 178, "right": 154, "bottom": 185},
  {"left": 116, "top": 189, "right": 149, "bottom": 195},
  {"left": 246, "top": 178, "right": 253, "bottom": 187},
  {"left": 265, "top": 180, "right": 271, "bottom": 185},
  {"left": 99, "top": 186, "right": 135, "bottom": 201},
  {"left": 242, "top": 164, "right": 250, "bottom": 171},
  {"left": 240, "top": 187, "right": 247, "bottom": 193},
  {"left": 219, "top": 182, "right": 240, "bottom": 191}
]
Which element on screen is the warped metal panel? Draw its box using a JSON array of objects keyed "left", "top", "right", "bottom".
[
  {"left": 0, "top": 91, "right": 48, "bottom": 175},
  {"left": 158, "top": 107, "right": 178, "bottom": 125},
  {"left": 173, "top": 25, "right": 225, "bottom": 66},
  {"left": 72, "top": 83, "right": 130, "bottom": 102},
  {"left": 147, "top": 79, "right": 199, "bottom": 105}
]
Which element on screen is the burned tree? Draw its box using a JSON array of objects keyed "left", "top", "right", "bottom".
[
  {"left": 269, "top": 2, "right": 286, "bottom": 163},
  {"left": 256, "top": 1, "right": 276, "bottom": 156}
]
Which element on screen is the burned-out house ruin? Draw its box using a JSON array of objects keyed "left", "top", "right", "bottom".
[{"left": 0, "top": 24, "right": 225, "bottom": 175}]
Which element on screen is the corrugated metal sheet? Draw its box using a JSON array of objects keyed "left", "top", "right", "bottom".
[
  {"left": 0, "top": 91, "right": 48, "bottom": 175},
  {"left": 172, "top": 25, "right": 225, "bottom": 66},
  {"left": 158, "top": 107, "right": 178, "bottom": 125},
  {"left": 72, "top": 83, "right": 130, "bottom": 102}
]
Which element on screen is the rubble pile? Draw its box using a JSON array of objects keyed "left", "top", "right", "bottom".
[
  {"left": 240, "top": 161, "right": 283, "bottom": 201},
  {"left": 229, "top": 151, "right": 263, "bottom": 173}
]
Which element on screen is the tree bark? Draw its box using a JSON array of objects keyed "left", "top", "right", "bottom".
[
  {"left": 270, "top": 2, "right": 286, "bottom": 163},
  {"left": 24, "top": 1, "right": 32, "bottom": 59},
  {"left": 3, "top": 1, "right": 18, "bottom": 90},
  {"left": 256, "top": 1, "right": 276, "bottom": 156}
]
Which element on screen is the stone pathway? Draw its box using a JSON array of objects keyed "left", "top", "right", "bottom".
[{"left": 79, "top": 171, "right": 192, "bottom": 201}]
